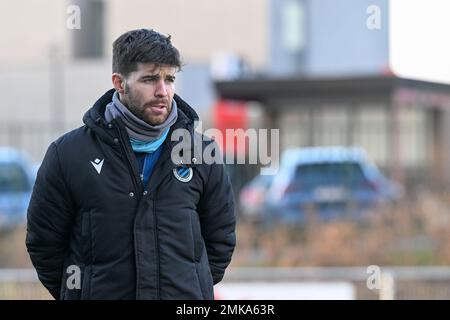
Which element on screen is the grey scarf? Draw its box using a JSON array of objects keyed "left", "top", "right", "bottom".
[{"left": 105, "top": 91, "right": 178, "bottom": 142}]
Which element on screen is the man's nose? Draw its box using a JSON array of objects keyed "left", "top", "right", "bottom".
[{"left": 155, "top": 80, "right": 168, "bottom": 97}]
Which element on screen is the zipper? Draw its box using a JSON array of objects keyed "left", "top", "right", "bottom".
[
  {"left": 113, "top": 121, "right": 143, "bottom": 298},
  {"left": 153, "top": 194, "right": 161, "bottom": 299},
  {"left": 141, "top": 154, "right": 148, "bottom": 187}
]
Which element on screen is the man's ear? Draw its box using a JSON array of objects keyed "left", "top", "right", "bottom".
[{"left": 112, "top": 73, "right": 125, "bottom": 94}]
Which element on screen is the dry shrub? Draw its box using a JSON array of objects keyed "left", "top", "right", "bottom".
[
  {"left": 233, "top": 191, "right": 450, "bottom": 267},
  {"left": 1, "top": 190, "right": 450, "bottom": 269}
]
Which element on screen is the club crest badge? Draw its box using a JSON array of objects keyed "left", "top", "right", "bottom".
[{"left": 173, "top": 166, "right": 193, "bottom": 183}]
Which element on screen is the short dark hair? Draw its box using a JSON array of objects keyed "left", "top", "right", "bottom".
[{"left": 112, "top": 28, "right": 182, "bottom": 77}]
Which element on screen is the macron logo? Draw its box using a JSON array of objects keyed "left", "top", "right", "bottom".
[{"left": 90, "top": 158, "right": 104, "bottom": 174}]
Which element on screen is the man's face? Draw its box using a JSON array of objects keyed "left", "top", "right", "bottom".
[{"left": 118, "top": 63, "right": 177, "bottom": 125}]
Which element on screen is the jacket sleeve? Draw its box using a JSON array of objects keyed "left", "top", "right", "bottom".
[
  {"left": 197, "top": 156, "right": 236, "bottom": 285},
  {"left": 25, "top": 142, "right": 75, "bottom": 300}
]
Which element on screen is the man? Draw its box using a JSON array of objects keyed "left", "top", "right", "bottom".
[{"left": 26, "top": 29, "right": 236, "bottom": 300}]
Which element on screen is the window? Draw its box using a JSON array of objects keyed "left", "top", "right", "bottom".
[
  {"left": 71, "top": 0, "right": 104, "bottom": 59},
  {"left": 281, "top": 0, "right": 306, "bottom": 53},
  {"left": 0, "top": 163, "right": 31, "bottom": 192}
]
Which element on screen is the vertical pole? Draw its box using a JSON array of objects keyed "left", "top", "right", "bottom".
[
  {"left": 347, "top": 104, "right": 356, "bottom": 147},
  {"left": 49, "top": 43, "right": 65, "bottom": 136},
  {"left": 390, "top": 93, "right": 404, "bottom": 184},
  {"left": 380, "top": 271, "right": 395, "bottom": 300}
]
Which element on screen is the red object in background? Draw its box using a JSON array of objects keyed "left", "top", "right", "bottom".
[{"left": 212, "top": 99, "right": 249, "bottom": 156}]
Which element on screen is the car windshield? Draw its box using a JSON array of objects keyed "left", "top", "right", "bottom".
[
  {"left": 250, "top": 175, "right": 273, "bottom": 188},
  {"left": 0, "top": 162, "right": 31, "bottom": 192},
  {"left": 293, "top": 162, "right": 366, "bottom": 188}
]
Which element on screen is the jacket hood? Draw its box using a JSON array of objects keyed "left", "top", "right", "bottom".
[{"left": 83, "top": 89, "right": 200, "bottom": 145}]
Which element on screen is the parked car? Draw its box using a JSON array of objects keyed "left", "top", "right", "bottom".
[
  {"left": 0, "top": 147, "right": 36, "bottom": 230},
  {"left": 239, "top": 174, "right": 274, "bottom": 221},
  {"left": 260, "top": 146, "right": 402, "bottom": 224}
]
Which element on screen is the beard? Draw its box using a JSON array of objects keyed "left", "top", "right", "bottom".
[
  {"left": 123, "top": 83, "right": 145, "bottom": 121},
  {"left": 123, "top": 82, "right": 171, "bottom": 125}
]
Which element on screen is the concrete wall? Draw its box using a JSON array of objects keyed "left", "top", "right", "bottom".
[{"left": 270, "top": 0, "right": 390, "bottom": 76}]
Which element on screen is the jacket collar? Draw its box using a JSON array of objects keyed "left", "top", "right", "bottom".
[{"left": 83, "top": 89, "right": 200, "bottom": 147}]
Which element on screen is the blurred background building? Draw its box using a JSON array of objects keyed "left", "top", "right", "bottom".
[
  {"left": 0, "top": 0, "right": 269, "bottom": 162},
  {"left": 2, "top": 0, "right": 450, "bottom": 191},
  {"left": 2, "top": 0, "right": 450, "bottom": 300},
  {"left": 216, "top": 0, "right": 450, "bottom": 192}
]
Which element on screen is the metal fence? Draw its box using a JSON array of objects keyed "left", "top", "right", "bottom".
[
  {"left": 0, "top": 269, "right": 51, "bottom": 300},
  {"left": 224, "top": 267, "right": 450, "bottom": 300},
  {"left": 0, "top": 122, "right": 78, "bottom": 163},
  {"left": 2, "top": 267, "right": 450, "bottom": 300}
]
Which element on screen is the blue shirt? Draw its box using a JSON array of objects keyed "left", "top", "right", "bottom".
[{"left": 134, "top": 145, "right": 163, "bottom": 188}]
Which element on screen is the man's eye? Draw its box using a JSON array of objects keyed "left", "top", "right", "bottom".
[{"left": 166, "top": 78, "right": 175, "bottom": 83}]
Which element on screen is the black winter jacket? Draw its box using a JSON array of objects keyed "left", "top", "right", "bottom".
[{"left": 26, "top": 89, "right": 236, "bottom": 300}]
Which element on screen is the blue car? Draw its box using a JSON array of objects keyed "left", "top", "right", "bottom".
[
  {"left": 264, "top": 146, "right": 402, "bottom": 224},
  {"left": 239, "top": 174, "right": 274, "bottom": 221},
  {"left": 0, "top": 147, "right": 36, "bottom": 230}
]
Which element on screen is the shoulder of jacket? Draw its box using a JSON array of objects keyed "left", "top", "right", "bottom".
[{"left": 53, "top": 125, "right": 89, "bottom": 149}]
